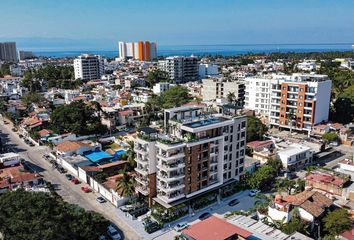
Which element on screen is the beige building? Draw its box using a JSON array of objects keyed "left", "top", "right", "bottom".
[{"left": 202, "top": 77, "right": 245, "bottom": 104}]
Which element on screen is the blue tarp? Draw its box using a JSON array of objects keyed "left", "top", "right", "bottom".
[
  {"left": 85, "top": 151, "right": 113, "bottom": 163},
  {"left": 113, "top": 149, "right": 127, "bottom": 159}
]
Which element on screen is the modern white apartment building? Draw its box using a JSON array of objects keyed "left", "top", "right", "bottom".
[
  {"left": 118, "top": 41, "right": 157, "bottom": 61},
  {"left": 152, "top": 82, "right": 173, "bottom": 95},
  {"left": 73, "top": 54, "right": 104, "bottom": 81},
  {"left": 0, "top": 42, "right": 17, "bottom": 62},
  {"left": 199, "top": 63, "right": 218, "bottom": 79},
  {"left": 276, "top": 143, "right": 314, "bottom": 171},
  {"left": 158, "top": 56, "right": 199, "bottom": 83},
  {"left": 202, "top": 77, "right": 245, "bottom": 104},
  {"left": 135, "top": 106, "right": 247, "bottom": 207},
  {"left": 245, "top": 74, "right": 332, "bottom": 132},
  {"left": 244, "top": 76, "right": 272, "bottom": 116}
]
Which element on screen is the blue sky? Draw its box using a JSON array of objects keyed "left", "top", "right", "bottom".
[{"left": 1, "top": 0, "right": 353, "bottom": 50}]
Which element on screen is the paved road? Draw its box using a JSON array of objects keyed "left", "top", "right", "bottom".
[{"left": 0, "top": 121, "right": 141, "bottom": 240}]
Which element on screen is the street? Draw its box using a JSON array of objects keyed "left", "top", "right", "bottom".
[{"left": 0, "top": 121, "right": 141, "bottom": 240}]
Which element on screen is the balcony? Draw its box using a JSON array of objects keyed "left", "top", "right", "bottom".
[
  {"left": 136, "top": 177, "right": 148, "bottom": 186},
  {"left": 134, "top": 146, "right": 148, "bottom": 155},
  {"left": 136, "top": 186, "right": 149, "bottom": 196},
  {"left": 157, "top": 162, "right": 185, "bottom": 172},
  {"left": 157, "top": 191, "right": 185, "bottom": 203},
  {"left": 135, "top": 167, "right": 148, "bottom": 176},
  {"left": 158, "top": 183, "right": 185, "bottom": 193},
  {"left": 157, "top": 172, "right": 185, "bottom": 182}
]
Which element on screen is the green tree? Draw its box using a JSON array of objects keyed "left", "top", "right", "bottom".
[
  {"left": 322, "top": 132, "right": 339, "bottom": 143},
  {"left": 160, "top": 85, "right": 191, "bottom": 109},
  {"left": 246, "top": 116, "right": 268, "bottom": 142},
  {"left": 146, "top": 69, "right": 169, "bottom": 87},
  {"left": 50, "top": 100, "right": 106, "bottom": 135},
  {"left": 0, "top": 99, "right": 6, "bottom": 113},
  {"left": 0, "top": 189, "right": 109, "bottom": 240},
  {"left": 266, "top": 158, "right": 283, "bottom": 174},
  {"left": 0, "top": 63, "right": 11, "bottom": 77},
  {"left": 22, "top": 92, "right": 45, "bottom": 108},
  {"left": 248, "top": 165, "right": 276, "bottom": 191},
  {"left": 323, "top": 208, "right": 353, "bottom": 237},
  {"left": 276, "top": 178, "right": 296, "bottom": 195},
  {"left": 115, "top": 171, "right": 135, "bottom": 197},
  {"left": 126, "top": 140, "right": 136, "bottom": 170}
]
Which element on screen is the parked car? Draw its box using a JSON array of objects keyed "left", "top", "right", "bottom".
[
  {"left": 29, "top": 142, "right": 35, "bottom": 147},
  {"left": 19, "top": 134, "right": 23, "bottom": 138},
  {"left": 144, "top": 220, "right": 161, "bottom": 234},
  {"left": 96, "top": 196, "right": 106, "bottom": 203},
  {"left": 4, "top": 121, "right": 9, "bottom": 125},
  {"left": 249, "top": 189, "right": 261, "bottom": 197},
  {"left": 71, "top": 178, "right": 80, "bottom": 184},
  {"left": 228, "top": 198, "right": 240, "bottom": 206},
  {"left": 11, "top": 128, "right": 17, "bottom": 132},
  {"left": 65, "top": 174, "right": 73, "bottom": 180},
  {"left": 199, "top": 212, "right": 211, "bottom": 220},
  {"left": 175, "top": 222, "right": 188, "bottom": 232},
  {"left": 107, "top": 225, "right": 122, "bottom": 240},
  {"left": 81, "top": 186, "right": 91, "bottom": 193},
  {"left": 57, "top": 166, "right": 67, "bottom": 174}
]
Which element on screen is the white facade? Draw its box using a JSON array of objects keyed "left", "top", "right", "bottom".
[
  {"left": 276, "top": 143, "right": 313, "bottom": 170},
  {"left": 158, "top": 56, "right": 199, "bottom": 83},
  {"left": 0, "top": 152, "right": 20, "bottom": 167},
  {"left": 244, "top": 76, "right": 272, "bottom": 116},
  {"left": 74, "top": 54, "right": 104, "bottom": 81},
  {"left": 199, "top": 64, "right": 218, "bottom": 79},
  {"left": 152, "top": 82, "right": 172, "bottom": 95}
]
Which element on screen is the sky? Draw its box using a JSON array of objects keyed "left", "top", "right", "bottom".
[{"left": 0, "top": 0, "right": 354, "bottom": 50}]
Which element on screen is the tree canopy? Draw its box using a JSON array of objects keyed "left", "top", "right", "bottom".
[
  {"left": 146, "top": 69, "right": 169, "bottom": 87},
  {"left": 248, "top": 165, "right": 276, "bottom": 191},
  {"left": 50, "top": 100, "right": 107, "bottom": 135},
  {"left": 323, "top": 208, "right": 353, "bottom": 237},
  {"left": 322, "top": 132, "right": 339, "bottom": 143},
  {"left": 146, "top": 85, "right": 192, "bottom": 110},
  {"left": 23, "top": 65, "right": 80, "bottom": 92},
  {"left": 331, "top": 85, "right": 354, "bottom": 124},
  {"left": 246, "top": 116, "right": 268, "bottom": 142},
  {"left": 0, "top": 189, "right": 109, "bottom": 240}
]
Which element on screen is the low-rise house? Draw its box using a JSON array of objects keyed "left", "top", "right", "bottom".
[
  {"left": 268, "top": 191, "right": 332, "bottom": 227},
  {"left": 305, "top": 170, "right": 350, "bottom": 197},
  {"left": 56, "top": 140, "right": 101, "bottom": 157},
  {"left": 312, "top": 124, "right": 330, "bottom": 136},
  {"left": 339, "top": 128, "right": 354, "bottom": 146},
  {"left": 182, "top": 216, "right": 252, "bottom": 240},
  {"left": 0, "top": 153, "right": 20, "bottom": 167},
  {"left": 247, "top": 140, "right": 275, "bottom": 164},
  {"left": 38, "top": 129, "right": 54, "bottom": 141},
  {"left": 0, "top": 165, "right": 44, "bottom": 193},
  {"left": 277, "top": 143, "right": 314, "bottom": 171}
]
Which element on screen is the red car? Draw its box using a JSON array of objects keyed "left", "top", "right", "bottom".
[
  {"left": 71, "top": 178, "right": 80, "bottom": 184},
  {"left": 81, "top": 186, "right": 91, "bottom": 193}
]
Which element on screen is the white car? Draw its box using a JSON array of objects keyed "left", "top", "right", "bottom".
[
  {"left": 249, "top": 189, "right": 260, "bottom": 197},
  {"left": 107, "top": 225, "right": 121, "bottom": 240},
  {"left": 175, "top": 222, "right": 188, "bottom": 232}
]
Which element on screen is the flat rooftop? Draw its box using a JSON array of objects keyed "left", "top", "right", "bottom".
[{"left": 183, "top": 117, "right": 228, "bottom": 129}]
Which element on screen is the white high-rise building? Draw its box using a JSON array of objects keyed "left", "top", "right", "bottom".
[
  {"left": 0, "top": 42, "right": 17, "bottom": 62},
  {"left": 245, "top": 73, "right": 332, "bottom": 132},
  {"left": 158, "top": 56, "right": 199, "bottom": 83},
  {"left": 134, "top": 106, "right": 247, "bottom": 207},
  {"left": 73, "top": 54, "right": 104, "bottom": 81},
  {"left": 18, "top": 50, "right": 34, "bottom": 60}
]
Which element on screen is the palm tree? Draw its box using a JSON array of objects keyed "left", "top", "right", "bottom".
[
  {"left": 226, "top": 92, "right": 236, "bottom": 104},
  {"left": 115, "top": 171, "right": 135, "bottom": 197},
  {"left": 287, "top": 111, "right": 295, "bottom": 135},
  {"left": 126, "top": 141, "right": 136, "bottom": 170}
]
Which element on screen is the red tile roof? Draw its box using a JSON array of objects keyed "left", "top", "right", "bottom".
[
  {"left": 119, "top": 109, "right": 133, "bottom": 116},
  {"left": 247, "top": 140, "right": 274, "bottom": 149},
  {"left": 38, "top": 129, "right": 53, "bottom": 137},
  {"left": 340, "top": 227, "right": 354, "bottom": 240},
  {"left": 56, "top": 140, "right": 90, "bottom": 152},
  {"left": 182, "top": 216, "right": 252, "bottom": 240},
  {"left": 305, "top": 172, "right": 347, "bottom": 187}
]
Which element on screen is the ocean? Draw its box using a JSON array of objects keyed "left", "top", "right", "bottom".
[{"left": 32, "top": 43, "right": 354, "bottom": 58}]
